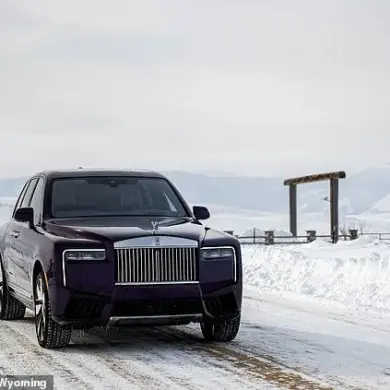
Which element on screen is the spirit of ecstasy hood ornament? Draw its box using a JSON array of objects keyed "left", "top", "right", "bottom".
[{"left": 151, "top": 221, "right": 158, "bottom": 234}]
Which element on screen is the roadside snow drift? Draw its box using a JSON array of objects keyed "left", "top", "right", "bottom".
[{"left": 242, "top": 237, "right": 390, "bottom": 316}]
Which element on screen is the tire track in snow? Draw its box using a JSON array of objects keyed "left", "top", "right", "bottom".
[
  {"left": 0, "top": 310, "right": 337, "bottom": 389},
  {"left": 69, "top": 330, "right": 190, "bottom": 390},
  {"left": 242, "top": 292, "right": 390, "bottom": 389},
  {"left": 88, "top": 325, "right": 333, "bottom": 390},
  {"left": 1, "top": 316, "right": 269, "bottom": 390},
  {"left": 85, "top": 326, "right": 265, "bottom": 390},
  {"left": 2, "top": 317, "right": 179, "bottom": 390},
  {"left": 140, "top": 325, "right": 335, "bottom": 390}
]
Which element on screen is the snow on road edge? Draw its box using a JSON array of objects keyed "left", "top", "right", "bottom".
[{"left": 242, "top": 237, "right": 390, "bottom": 316}]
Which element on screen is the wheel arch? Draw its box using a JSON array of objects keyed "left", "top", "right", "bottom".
[{"left": 32, "top": 260, "right": 45, "bottom": 288}]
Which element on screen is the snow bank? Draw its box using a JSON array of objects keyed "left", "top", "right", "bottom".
[{"left": 242, "top": 236, "right": 390, "bottom": 315}]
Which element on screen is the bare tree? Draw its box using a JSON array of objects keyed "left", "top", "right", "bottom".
[
  {"left": 357, "top": 220, "right": 367, "bottom": 235},
  {"left": 339, "top": 218, "right": 356, "bottom": 240},
  {"left": 339, "top": 221, "right": 348, "bottom": 240}
]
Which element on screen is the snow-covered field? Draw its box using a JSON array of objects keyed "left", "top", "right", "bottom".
[
  {"left": 1, "top": 237, "right": 389, "bottom": 389},
  {"left": 197, "top": 198, "right": 390, "bottom": 236}
]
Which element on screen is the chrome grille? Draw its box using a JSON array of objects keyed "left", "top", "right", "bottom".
[{"left": 115, "top": 247, "right": 198, "bottom": 284}]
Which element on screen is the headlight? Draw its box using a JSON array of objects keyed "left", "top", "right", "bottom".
[
  {"left": 201, "top": 247, "right": 234, "bottom": 259},
  {"left": 64, "top": 249, "right": 106, "bottom": 261}
]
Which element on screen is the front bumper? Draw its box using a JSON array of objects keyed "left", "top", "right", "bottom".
[
  {"left": 49, "top": 281, "right": 241, "bottom": 328},
  {"left": 50, "top": 243, "right": 242, "bottom": 328}
]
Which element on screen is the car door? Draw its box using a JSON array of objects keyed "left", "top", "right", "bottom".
[
  {"left": 12, "top": 177, "right": 45, "bottom": 296},
  {"left": 2, "top": 180, "right": 30, "bottom": 288},
  {"left": 10, "top": 178, "right": 38, "bottom": 296}
]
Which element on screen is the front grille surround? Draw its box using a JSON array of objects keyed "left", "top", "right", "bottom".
[{"left": 115, "top": 246, "right": 199, "bottom": 285}]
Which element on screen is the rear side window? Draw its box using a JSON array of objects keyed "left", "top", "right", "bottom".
[
  {"left": 13, "top": 178, "right": 37, "bottom": 217},
  {"left": 29, "top": 178, "right": 45, "bottom": 224},
  {"left": 13, "top": 181, "right": 29, "bottom": 215},
  {"left": 20, "top": 179, "right": 38, "bottom": 208}
]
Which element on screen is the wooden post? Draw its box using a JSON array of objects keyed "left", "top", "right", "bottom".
[
  {"left": 306, "top": 230, "right": 316, "bottom": 242},
  {"left": 265, "top": 231, "right": 275, "bottom": 245},
  {"left": 330, "top": 178, "right": 339, "bottom": 243},
  {"left": 284, "top": 171, "right": 346, "bottom": 245},
  {"left": 289, "top": 184, "right": 297, "bottom": 237},
  {"left": 349, "top": 229, "right": 358, "bottom": 240}
]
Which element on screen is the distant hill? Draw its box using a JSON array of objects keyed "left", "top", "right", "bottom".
[
  {"left": 1, "top": 165, "right": 390, "bottom": 217},
  {"left": 164, "top": 166, "right": 390, "bottom": 216},
  {"left": 162, "top": 171, "right": 288, "bottom": 213}
]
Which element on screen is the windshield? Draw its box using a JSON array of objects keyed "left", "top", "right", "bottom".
[{"left": 50, "top": 176, "right": 189, "bottom": 218}]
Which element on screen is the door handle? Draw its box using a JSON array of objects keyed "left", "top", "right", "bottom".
[{"left": 10, "top": 230, "right": 20, "bottom": 238}]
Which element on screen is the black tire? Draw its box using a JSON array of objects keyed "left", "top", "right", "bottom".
[
  {"left": 200, "top": 315, "right": 241, "bottom": 342},
  {"left": 0, "top": 259, "right": 26, "bottom": 320},
  {"left": 34, "top": 272, "right": 72, "bottom": 349}
]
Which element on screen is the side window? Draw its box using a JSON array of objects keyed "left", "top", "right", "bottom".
[
  {"left": 13, "top": 181, "right": 29, "bottom": 215},
  {"left": 29, "top": 178, "right": 45, "bottom": 225},
  {"left": 20, "top": 178, "right": 38, "bottom": 208}
]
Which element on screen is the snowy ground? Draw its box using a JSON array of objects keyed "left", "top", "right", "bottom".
[
  {"left": 1, "top": 223, "right": 390, "bottom": 388},
  {"left": 242, "top": 237, "right": 390, "bottom": 316}
]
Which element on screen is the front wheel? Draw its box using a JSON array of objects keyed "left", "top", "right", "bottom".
[
  {"left": 34, "top": 272, "right": 72, "bottom": 349},
  {"left": 200, "top": 315, "right": 241, "bottom": 342}
]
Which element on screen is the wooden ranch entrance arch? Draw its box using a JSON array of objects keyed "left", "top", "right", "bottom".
[{"left": 283, "top": 171, "right": 346, "bottom": 243}]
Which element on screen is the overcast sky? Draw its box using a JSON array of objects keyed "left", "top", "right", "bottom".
[{"left": 0, "top": 0, "right": 389, "bottom": 178}]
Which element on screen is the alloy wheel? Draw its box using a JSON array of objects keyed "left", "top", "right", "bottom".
[{"left": 34, "top": 276, "right": 46, "bottom": 342}]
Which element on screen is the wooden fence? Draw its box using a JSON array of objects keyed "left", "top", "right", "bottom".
[{"left": 223, "top": 229, "right": 390, "bottom": 245}]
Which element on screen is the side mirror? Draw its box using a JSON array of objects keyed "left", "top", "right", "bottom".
[
  {"left": 193, "top": 205, "right": 210, "bottom": 221},
  {"left": 14, "top": 207, "right": 34, "bottom": 226}
]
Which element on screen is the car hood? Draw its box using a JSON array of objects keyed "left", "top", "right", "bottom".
[{"left": 43, "top": 216, "right": 208, "bottom": 244}]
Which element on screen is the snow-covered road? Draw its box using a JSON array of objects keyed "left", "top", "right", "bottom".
[
  {"left": 1, "top": 236, "right": 390, "bottom": 389},
  {"left": 1, "top": 288, "right": 389, "bottom": 389},
  {"left": 0, "top": 305, "right": 327, "bottom": 390},
  {"left": 242, "top": 287, "right": 390, "bottom": 390}
]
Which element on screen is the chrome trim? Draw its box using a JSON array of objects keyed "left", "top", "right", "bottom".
[
  {"left": 110, "top": 314, "right": 203, "bottom": 320},
  {"left": 62, "top": 248, "right": 105, "bottom": 287},
  {"left": 62, "top": 252, "right": 66, "bottom": 286},
  {"left": 115, "top": 281, "right": 199, "bottom": 286},
  {"left": 114, "top": 236, "right": 198, "bottom": 249},
  {"left": 201, "top": 246, "right": 237, "bottom": 282},
  {"left": 115, "top": 246, "right": 198, "bottom": 284},
  {"left": 109, "top": 313, "right": 203, "bottom": 324}
]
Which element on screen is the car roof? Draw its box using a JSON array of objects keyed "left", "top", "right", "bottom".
[{"left": 33, "top": 168, "right": 166, "bottom": 180}]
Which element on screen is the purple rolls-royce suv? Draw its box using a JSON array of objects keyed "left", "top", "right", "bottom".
[{"left": 0, "top": 169, "right": 242, "bottom": 349}]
